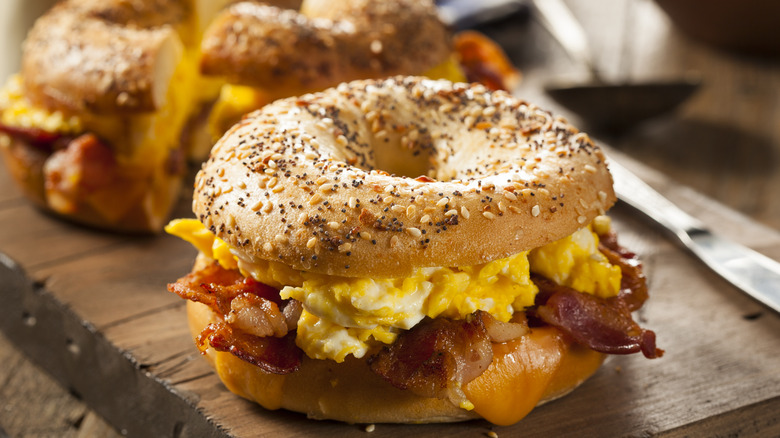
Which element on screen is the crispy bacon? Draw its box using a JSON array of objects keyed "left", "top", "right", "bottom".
[
  {"left": 532, "top": 276, "right": 663, "bottom": 359},
  {"left": 168, "top": 261, "right": 282, "bottom": 315},
  {"left": 197, "top": 322, "right": 301, "bottom": 374},
  {"left": 168, "top": 261, "right": 303, "bottom": 374},
  {"left": 481, "top": 311, "right": 529, "bottom": 343},
  {"left": 43, "top": 133, "right": 117, "bottom": 206},
  {"left": 368, "top": 311, "right": 495, "bottom": 406},
  {"left": 0, "top": 122, "right": 66, "bottom": 149},
  {"left": 599, "top": 235, "right": 648, "bottom": 312}
]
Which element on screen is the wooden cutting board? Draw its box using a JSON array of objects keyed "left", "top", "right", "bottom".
[{"left": 1, "top": 148, "right": 778, "bottom": 438}]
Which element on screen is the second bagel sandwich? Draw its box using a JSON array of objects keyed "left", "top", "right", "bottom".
[{"left": 167, "top": 76, "right": 662, "bottom": 425}]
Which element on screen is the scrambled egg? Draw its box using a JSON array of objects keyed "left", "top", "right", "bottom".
[
  {"left": 0, "top": 75, "right": 83, "bottom": 134},
  {"left": 0, "top": 52, "right": 219, "bottom": 166},
  {"left": 167, "top": 217, "right": 621, "bottom": 363}
]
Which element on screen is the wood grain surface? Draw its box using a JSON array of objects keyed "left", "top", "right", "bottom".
[{"left": 1, "top": 0, "right": 780, "bottom": 437}]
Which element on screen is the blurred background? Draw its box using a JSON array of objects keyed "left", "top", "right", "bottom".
[{"left": 1, "top": 0, "right": 779, "bottom": 436}]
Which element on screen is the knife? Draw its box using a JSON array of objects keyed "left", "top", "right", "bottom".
[{"left": 609, "top": 159, "right": 780, "bottom": 315}]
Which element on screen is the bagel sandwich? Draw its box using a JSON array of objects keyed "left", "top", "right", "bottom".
[
  {"left": 199, "top": 0, "right": 519, "bottom": 146},
  {"left": 0, "top": 0, "right": 304, "bottom": 232},
  {"left": 166, "top": 76, "right": 662, "bottom": 425}
]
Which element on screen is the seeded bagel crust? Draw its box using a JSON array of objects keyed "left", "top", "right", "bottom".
[
  {"left": 20, "top": 0, "right": 191, "bottom": 114},
  {"left": 200, "top": 0, "right": 452, "bottom": 94},
  {"left": 193, "top": 76, "right": 616, "bottom": 278}
]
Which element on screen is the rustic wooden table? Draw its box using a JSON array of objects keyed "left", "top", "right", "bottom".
[{"left": 1, "top": 1, "right": 779, "bottom": 437}]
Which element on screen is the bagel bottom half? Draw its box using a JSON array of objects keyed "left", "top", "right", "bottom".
[{"left": 187, "top": 299, "right": 605, "bottom": 425}]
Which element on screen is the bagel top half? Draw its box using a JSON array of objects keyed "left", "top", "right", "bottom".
[
  {"left": 200, "top": 0, "right": 452, "bottom": 94},
  {"left": 194, "top": 76, "right": 616, "bottom": 278}
]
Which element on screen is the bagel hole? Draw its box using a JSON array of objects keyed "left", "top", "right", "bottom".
[{"left": 369, "top": 139, "right": 434, "bottom": 180}]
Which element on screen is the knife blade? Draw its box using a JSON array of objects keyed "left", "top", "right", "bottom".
[{"left": 609, "top": 159, "right": 780, "bottom": 315}]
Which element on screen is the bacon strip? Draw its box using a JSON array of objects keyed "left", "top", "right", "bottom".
[
  {"left": 168, "top": 261, "right": 302, "bottom": 374},
  {"left": 600, "top": 243, "right": 648, "bottom": 312},
  {"left": 532, "top": 276, "right": 663, "bottom": 359},
  {"left": 368, "top": 311, "right": 495, "bottom": 406},
  {"left": 168, "top": 261, "right": 282, "bottom": 315},
  {"left": 43, "top": 133, "right": 117, "bottom": 203},
  {"left": 0, "top": 122, "right": 65, "bottom": 149},
  {"left": 197, "top": 322, "right": 301, "bottom": 374}
]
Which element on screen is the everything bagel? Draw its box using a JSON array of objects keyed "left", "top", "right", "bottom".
[
  {"left": 195, "top": 76, "right": 615, "bottom": 277},
  {"left": 167, "top": 76, "right": 662, "bottom": 425},
  {"left": 201, "top": 0, "right": 451, "bottom": 95}
]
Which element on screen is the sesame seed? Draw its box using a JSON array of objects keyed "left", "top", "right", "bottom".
[
  {"left": 460, "top": 206, "right": 470, "bottom": 219},
  {"left": 365, "top": 424, "right": 376, "bottom": 433},
  {"left": 307, "top": 237, "right": 317, "bottom": 249},
  {"left": 406, "top": 227, "right": 422, "bottom": 238},
  {"left": 327, "top": 221, "right": 340, "bottom": 230},
  {"left": 390, "top": 235, "right": 399, "bottom": 247},
  {"left": 263, "top": 242, "right": 274, "bottom": 252},
  {"left": 406, "top": 205, "right": 416, "bottom": 218},
  {"left": 503, "top": 191, "right": 517, "bottom": 201},
  {"left": 309, "top": 193, "right": 323, "bottom": 205},
  {"left": 338, "top": 242, "right": 352, "bottom": 253},
  {"left": 445, "top": 209, "right": 458, "bottom": 217},
  {"left": 436, "top": 197, "right": 450, "bottom": 208},
  {"left": 531, "top": 205, "right": 541, "bottom": 217},
  {"left": 420, "top": 214, "right": 431, "bottom": 224},
  {"left": 348, "top": 197, "right": 357, "bottom": 208},
  {"left": 360, "top": 231, "right": 372, "bottom": 240},
  {"left": 251, "top": 200, "right": 263, "bottom": 211},
  {"left": 577, "top": 215, "right": 588, "bottom": 224},
  {"left": 483, "top": 211, "right": 496, "bottom": 220}
]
